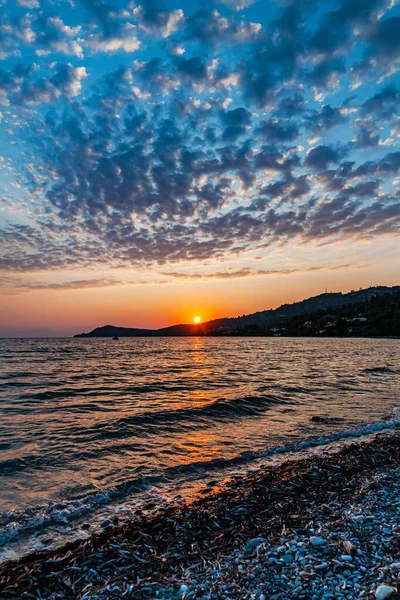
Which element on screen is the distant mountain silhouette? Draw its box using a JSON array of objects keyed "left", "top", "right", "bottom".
[{"left": 74, "top": 285, "right": 400, "bottom": 338}]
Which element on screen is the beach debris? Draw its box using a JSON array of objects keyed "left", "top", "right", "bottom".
[
  {"left": 342, "top": 540, "right": 355, "bottom": 554},
  {"left": 375, "top": 584, "right": 397, "bottom": 600}
]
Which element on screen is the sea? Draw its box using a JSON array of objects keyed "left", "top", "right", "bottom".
[{"left": 0, "top": 336, "right": 399, "bottom": 562}]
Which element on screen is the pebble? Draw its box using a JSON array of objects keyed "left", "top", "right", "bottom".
[
  {"left": 310, "top": 536, "right": 325, "bottom": 546},
  {"left": 375, "top": 585, "right": 396, "bottom": 600},
  {"left": 282, "top": 553, "right": 294, "bottom": 563},
  {"left": 100, "top": 519, "right": 112, "bottom": 529},
  {"left": 244, "top": 537, "right": 266, "bottom": 551}
]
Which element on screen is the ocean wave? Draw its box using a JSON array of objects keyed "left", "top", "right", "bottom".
[
  {"left": 73, "top": 394, "right": 289, "bottom": 443},
  {"left": 1, "top": 409, "right": 399, "bottom": 551},
  {"left": 362, "top": 366, "right": 398, "bottom": 374},
  {"left": 0, "top": 395, "right": 289, "bottom": 475}
]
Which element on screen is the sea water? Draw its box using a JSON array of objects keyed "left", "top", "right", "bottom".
[{"left": 0, "top": 336, "right": 399, "bottom": 560}]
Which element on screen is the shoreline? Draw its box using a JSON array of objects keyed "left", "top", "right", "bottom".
[{"left": 1, "top": 431, "right": 400, "bottom": 599}]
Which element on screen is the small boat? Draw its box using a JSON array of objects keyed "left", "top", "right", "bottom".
[{"left": 112, "top": 335, "right": 119, "bottom": 340}]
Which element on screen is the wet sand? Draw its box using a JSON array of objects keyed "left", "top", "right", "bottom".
[{"left": 1, "top": 431, "right": 400, "bottom": 599}]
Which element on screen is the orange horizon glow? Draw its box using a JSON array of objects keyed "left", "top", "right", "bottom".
[
  {"left": 1, "top": 255, "right": 399, "bottom": 335},
  {"left": 193, "top": 316, "right": 201, "bottom": 324}
]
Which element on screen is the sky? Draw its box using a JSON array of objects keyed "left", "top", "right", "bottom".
[{"left": 0, "top": 0, "right": 399, "bottom": 334}]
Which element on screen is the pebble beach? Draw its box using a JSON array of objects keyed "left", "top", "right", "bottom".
[{"left": 1, "top": 431, "right": 400, "bottom": 599}]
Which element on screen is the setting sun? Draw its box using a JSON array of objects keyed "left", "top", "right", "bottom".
[{"left": 194, "top": 316, "right": 201, "bottom": 324}]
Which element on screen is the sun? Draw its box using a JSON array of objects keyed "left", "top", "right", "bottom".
[{"left": 193, "top": 316, "right": 201, "bottom": 324}]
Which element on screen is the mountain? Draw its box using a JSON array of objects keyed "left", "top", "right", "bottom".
[
  {"left": 274, "top": 288, "right": 400, "bottom": 338},
  {"left": 74, "top": 285, "right": 400, "bottom": 338}
]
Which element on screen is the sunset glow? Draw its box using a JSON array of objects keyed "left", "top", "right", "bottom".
[
  {"left": 0, "top": 0, "right": 399, "bottom": 336},
  {"left": 194, "top": 316, "right": 201, "bottom": 324}
]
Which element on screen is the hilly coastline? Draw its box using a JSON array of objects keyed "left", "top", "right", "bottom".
[{"left": 75, "top": 285, "right": 400, "bottom": 338}]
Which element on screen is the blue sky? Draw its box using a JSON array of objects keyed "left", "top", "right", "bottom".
[{"left": 0, "top": 0, "right": 399, "bottom": 331}]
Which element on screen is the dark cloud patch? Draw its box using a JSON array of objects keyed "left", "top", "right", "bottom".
[
  {"left": 305, "top": 145, "right": 343, "bottom": 170},
  {"left": 308, "top": 0, "right": 390, "bottom": 58},
  {"left": 256, "top": 119, "right": 299, "bottom": 142},
  {"left": 254, "top": 146, "right": 301, "bottom": 174},
  {"left": 306, "top": 58, "right": 346, "bottom": 89},
  {"left": 186, "top": 9, "right": 260, "bottom": 45},
  {"left": 352, "top": 119, "right": 381, "bottom": 149},
  {"left": 174, "top": 55, "right": 209, "bottom": 81},
  {"left": 221, "top": 125, "right": 247, "bottom": 141},
  {"left": 377, "top": 151, "right": 400, "bottom": 175},
  {"left": 221, "top": 107, "right": 252, "bottom": 127},
  {"left": 362, "top": 87, "right": 400, "bottom": 120},
  {"left": 276, "top": 93, "right": 307, "bottom": 117},
  {"left": 306, "top": 105, "right": 345, "bottom": 135},
  {"left": 368, "top": 16, "right": 400, "bottom": 61},
  {"left": 133, "top": 0, "right": 184, "bottom": 38},
  {"left": 342, "top": 180, "right": 380, "bottom": 198},
  {"left": 255, "top": 174, "right": 310, "bottom": 207}
]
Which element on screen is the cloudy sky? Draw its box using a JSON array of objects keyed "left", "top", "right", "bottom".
[{"left": 0, "top": 0, "right": 399, "bottom": 333}]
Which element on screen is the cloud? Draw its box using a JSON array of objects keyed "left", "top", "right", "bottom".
[
  {"left": 133, "top": 3, "right": 185, "bottom": 38},
  {"left": 352, "top": 119, "right": 381, "bottom": 148},
  {"left": 186, "top": 9, "right": 260, "bottom": 45},
  {"left": 6, "top": 277, "right": 127, "bottom": 293},
  {"left": 257, "top": 118, "right": 299, "bottom": 142},
  {"left": 88, "top": 26, "right": 140, "bottom": 53},
  {"left": 221, "top": 107, "right": 252, "bottom": 126},
  {"left": 17, "top": 0, "right": 40, "bottom": 7},
  {"left": 368, "top": 16, "right": 400, "bottom": 62},
  {"left": 214, "top": 0, "right": 259, "bottom": 9},
  {"left": 306, "top": 105, "right": 345, "bottom": 135},
  {"left": 11, "top": 64, "right": 87, "bottom": 105},
  {"left": 34, "top": 16, "right": 83, "bottom": 58},
  {"left": 162, "top": 264, "right": 353, "bottom": 280},
  {"left": 0, "top": 0, "right": 399, "bottom": 280},
  {"left": 362, "top": 86, "right": 400, "bottom": 120},
  {"left": 305, "top": 145, "right": 343, "bottom": 170}
]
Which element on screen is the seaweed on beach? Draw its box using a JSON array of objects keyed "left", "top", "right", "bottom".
[{"left": 1, "top": 432, "right": 400, "bottom": 599}]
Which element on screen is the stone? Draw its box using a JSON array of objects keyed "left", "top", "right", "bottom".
[
  {"left": 282, "top": 553, "right": 294, "bottom": 563},
  {"left": 310, "top": 536, "right": 325, "bottom": 546},
  {"left": 244, "top": 537, "right": 266, "bottom": 552},
  {"left": 375, "top": 585, "right": 396, "bottom": 600},
  {"left": 100, "top": 519, "right": 112, "bottom": 529}
]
